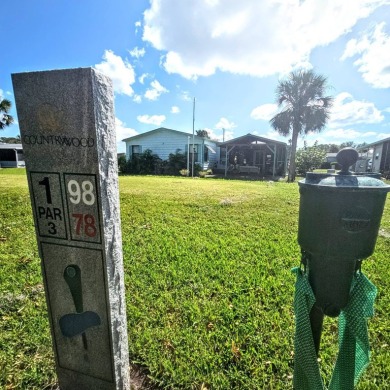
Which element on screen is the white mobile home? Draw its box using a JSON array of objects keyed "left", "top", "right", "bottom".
[
  {"left": 357, "top": 137, "right": 390, "bottom": 174},
  {"left": 0, "top": 144, "right": 25, "bottom": 168},
  {"left": 122, "top": 127, "right": 218, "bottom": 170}
]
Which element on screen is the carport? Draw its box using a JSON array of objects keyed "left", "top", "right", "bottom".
[{"left": 218, "top": 134, "right": 287, "bottom": 178}]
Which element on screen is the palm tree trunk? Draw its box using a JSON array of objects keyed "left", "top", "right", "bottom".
[{"left": 288, "top": 125, "right": 299, "bottom": 182}]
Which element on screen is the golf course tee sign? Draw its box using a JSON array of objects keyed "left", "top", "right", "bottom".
[{"left": 12, "top": 68, "right": 130, "bottom": 390}]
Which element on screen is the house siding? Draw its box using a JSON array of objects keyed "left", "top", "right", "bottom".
[{"left": 124, "top": 128, "right": 218, "bottom": 169}]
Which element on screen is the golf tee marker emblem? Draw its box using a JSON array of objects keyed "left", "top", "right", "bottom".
[{"left": 59, "top": 265, "right": 102, "bottom": 349}]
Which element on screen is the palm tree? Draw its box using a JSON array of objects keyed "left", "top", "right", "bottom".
[
  {"left": 0, "top": 98, "right": 14, "bottom": 130},
  {"left": 270, "top": 70, "right": 333, "bottom": 182}
]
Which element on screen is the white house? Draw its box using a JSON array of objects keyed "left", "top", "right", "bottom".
[
  {"left": 357, "top": 137, "right": 390, "bottom": 174},
  {"left": 0, "top": 144, "right": 25, "bottom": 168},
  {"left": 122, "top": 127, "right": 218, "bottom": 170}
]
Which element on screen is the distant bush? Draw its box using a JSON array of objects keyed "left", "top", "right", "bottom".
[
  {"left": 122, "top": 149, "right": 161, "bottom": 174},
  {"left": 118, "top": 155, "right": 127, "bottom": 173},
  {"left": 163, "top": 149, "right": 187, "bottom": 175},
  {"left": 120, "top": 149, "right": 204, "bottom": 176}
]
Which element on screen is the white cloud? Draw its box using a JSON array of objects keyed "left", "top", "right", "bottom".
[
  {"left": 250, "top": 103, "right": 278, "bottom": 121},
  {"left": 116, "top": 117, "right": 138, "bottom": 140},
  {"left": 329, "top": 92, "right": 384, "bottom": 128},
  {"left": 263, "top": 130, "right": 288, "bottom": 142},
  {"left": 376, "top": 133, "right": 390, "bottom": 140},
  {"left": 95, "top": 50, "right": 135, "bottom": 96},
  {"left": 204, "top": 127, "right": 222, "bottom": 141},
  {"left": 324, "top": 128, "right": 378, "bottom": 140},
  {"left": 341, "top": 22, "right": 390, "bottom": 88},
  {"left": 129, "top": 46, "right": 146, "bottom": 58},
  {"left": 115, "top": 117, "right": 138, "bottom": 152},
  {"left": 384, "top": 107, "right": 390, "bottom": 113},
  {"left": 171, "top": 106, "right": 180, "bottom": 114},
  {"left": 144, "top": 80, "right": 169, "bottom": 101},
  {"left": 135, "top": 20, "right": 142, "bottom": 34},
  {"left": 179, "top": 90, "right": 192, "bottom": 102},
  {"left": 202, "top": 127, "right": 234, "bottom": 141},
  {"left": 133, "top": 94, "right": 142, "bottom": 103},
  {"left": 137, "top": 114, "right": 166, "bottom": 126},
  {"left": 0, "top": 89, "right": 10, "bottom": 99},
  {"left": 215, "top": 117, "right": 236, "bottom": 130},
  {"left": 142, "top": 0, "right": 385, "bottom": 79},
  {"left": 139, "top": 73, "right": 149, "bottom": 84}
]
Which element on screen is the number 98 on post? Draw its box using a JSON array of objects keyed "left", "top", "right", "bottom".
[{"left": 64, "top": 174, "right": 101, "bottom": 243}]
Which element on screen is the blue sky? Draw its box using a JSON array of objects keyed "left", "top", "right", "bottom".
[{"left": 1, "top": 0, "right": 390, "bottom": 153}]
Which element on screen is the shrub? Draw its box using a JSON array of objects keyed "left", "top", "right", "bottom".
[
  {"left": 164, "top": 149, "right": 188, "bottom": 175},
  {"left": 118, "top": 155, "right": 127, "bottom": 173},
  {"left": 122, "top": 149, "right": 161, "bottom": 174}
]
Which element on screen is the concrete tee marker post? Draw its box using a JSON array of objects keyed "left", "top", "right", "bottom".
[{"left": 12, "top": 68, "right": 130, "bottom": 390}]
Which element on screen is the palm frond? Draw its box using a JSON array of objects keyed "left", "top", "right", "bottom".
[
  {"left": 0, "top": 99, "right": 12, "bottom": 114},
  {"left": 270, "top": 109, "right": 293, "bottom": 136}
]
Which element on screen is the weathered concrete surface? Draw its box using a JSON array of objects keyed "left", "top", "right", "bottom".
[{"left": 12, "top": 68, "right": 130, "bottom": 389}]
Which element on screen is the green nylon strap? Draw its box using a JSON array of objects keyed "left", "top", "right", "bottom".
[{"left": 292, "top": 267, "right": 377, "bottom": 390}]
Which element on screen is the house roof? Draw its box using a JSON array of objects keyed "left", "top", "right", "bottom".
[
  {"left": 356, "top": 136, "right": 390, "bottom": 150},
  {"left": 0, "top": 143, "right": 23, "bottom": 150},
  {"left": 122, "top": 127, "right": 212, "bottom": 142},
  {"left": 218, "top": 133, "right": 287, "bottom": 147}
]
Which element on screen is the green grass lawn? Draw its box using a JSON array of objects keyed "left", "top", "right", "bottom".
[{"left": 1, "top": 169, "right": 390, "bottom": 389}]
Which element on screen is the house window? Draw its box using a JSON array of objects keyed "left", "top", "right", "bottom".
[
  {"left": 204, "top": 146, "right": 208, "bottom": 162},
  {"left": 132, "top": 145, "right": 142, "bottom": 156}
]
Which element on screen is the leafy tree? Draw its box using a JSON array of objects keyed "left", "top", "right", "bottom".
[
  {"left": 196, "top": 129, "right": 210, "bottom": 138},
  {"left": 270, "top": 70, "right": 333, "bottom": 182},
  {"left": 0, "top": 99, "right": 14, "bottom": 130},
  {"left": 316, "top": 143, "right": 339, "bottom": 153},
  {"left": 295, "top": 141, "right": 327, "bottom": 175},
  {"left": 339, "top": 141, "right": 355, "bottom": 149}
]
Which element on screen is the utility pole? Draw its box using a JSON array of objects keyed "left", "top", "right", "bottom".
[
  {"left": 187, "top": 136, "right": 190, "bottom": 176},
  {"left": 192, "top": 97, "right": 195, "bottom": 178}
]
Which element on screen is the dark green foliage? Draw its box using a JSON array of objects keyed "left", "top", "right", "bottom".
[
  {"left": 0, "top": 99, "right": 14, "bottom": 130},
  {"left": 0, "top": 135, "right": 21, "bottom": 144},
  {"left": 120, "top": 149, "right": 202, "bottom": 176},
  {"left": 162, "top": 149, "right": 203, "bottom": 176},
  {"left": 122, "top": 149, "right": 161, "bottom": 175},
  {"left": 118, "top": 155, "right": 127, "bottom": 173},
  {"left": 163, "top": 149, "right": 187, "bottom": 175},
  {"left": 196, "top": 129, "right": 210, "bottom": 138}
]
